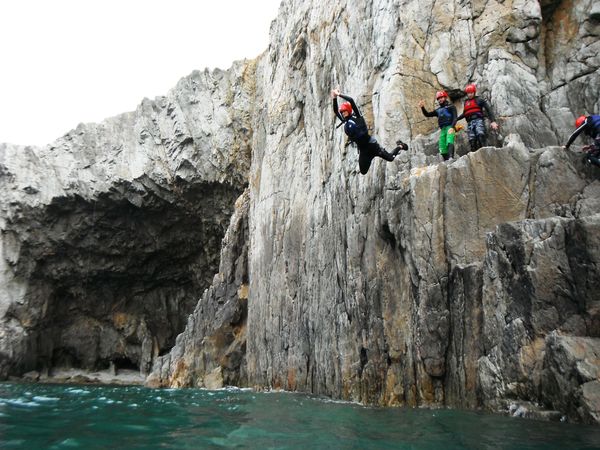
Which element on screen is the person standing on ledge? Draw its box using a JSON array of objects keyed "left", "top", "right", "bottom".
[
  {"left": 419, "top": 90, "right": 457, "bottom": 161},
  {"left": 454, "top": 84, "right": 499, "bottom": 152},
  {"left": 332, "top": 88, "right": 408, "bottom": 175}
]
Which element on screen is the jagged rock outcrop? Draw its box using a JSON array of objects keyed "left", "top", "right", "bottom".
[
  {"left": 2, "top": 0, "right": 600, "bottom": 424},
  {"left": 146, "top": 189, "right": 250, "bottom": 389},
  {"left": 0, "top": 62, "right": 255, "bottom": 378}
]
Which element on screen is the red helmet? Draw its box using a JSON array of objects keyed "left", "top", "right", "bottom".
[
  {"left": 339, "top": 102, "right": 353, "bottom": 115},
  {"left": 575, "top": 115, "right": 587, "bottom": 128},
  {"left": 465, "top": 84, "right": 477, "bottom": 94},
  {"left": 436, "top": 90, "right": 448, "bottom": 100}
]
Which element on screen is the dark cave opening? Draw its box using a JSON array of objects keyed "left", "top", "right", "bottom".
[
  {"left": 9, "top": 179, "right": 245, "bottom": 378},
  {"left": 113, "top": 357, "right": 139, "bottom": 372}
]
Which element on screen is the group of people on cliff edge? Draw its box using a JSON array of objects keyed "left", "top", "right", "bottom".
[
  {"left": 331, "top": 85, "right": 498, "bottom": 174},
  {"left": 418, "top": 85, "right": 498, "bottom": 161},
  {"left": 332, "top": 86, "right": 600, "bottom": 175}
]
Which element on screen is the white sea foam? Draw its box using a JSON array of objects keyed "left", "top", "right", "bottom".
[
  {"left": 65, "top": 388, "right": 90, "bottom": 395},
  {"left": 57, "top": 438, "right": 80, "bottom": 447},
  {"left": 33, "top": 396, "right": 60, "bottom": 402},
  {"left": 1, "top": 397, "right": 40, "bottom": 408}
]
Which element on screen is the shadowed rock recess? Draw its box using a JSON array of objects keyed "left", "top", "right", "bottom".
[
  {"left": 2, "top": 0, "right": 600, "bottom": 424},
  {"left": 0, "top": 62, "right": 255, "bottom": 380}
]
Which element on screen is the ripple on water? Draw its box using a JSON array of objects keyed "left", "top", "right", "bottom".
[
  {"left": 65, "top": 389, "right": 90, "bottom": 395},
  {"left": 53, "top": 438, "right": 80, "bottom": 448},
  {"left": 2, "top": 383, "right": 600, "bottom": 450},
  {"left": 32, "top": 396, "right": 60, "bottom": 402},
  {"left": 0, "top": 398, "right": 40, "bottom": 408}
]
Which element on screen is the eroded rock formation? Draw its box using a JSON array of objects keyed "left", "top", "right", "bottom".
[
  {"left": 2, "top": 0, "right": 600, "bottom": 424},
  {"left": 0, "top": 62, "right": 255, "bottom": 378}
]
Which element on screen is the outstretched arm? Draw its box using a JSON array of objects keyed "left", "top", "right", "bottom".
[
  {"left": 331, "top": 88, "right": 345, "bottom": 122},
  {"left": 453, "top": 112, "right": 465, "bottom": 127},
  {"left": 418, "top": 99, "right": 437, "bottom": 117},
  {"left": 420, "top": 107, "right": 437, "bottom": 117},
  {"left": 332, "top": 97, "right": 344, "bottom": 122},
  {"left": 565, "top": 120, "right": 587, "bottom": 149}
]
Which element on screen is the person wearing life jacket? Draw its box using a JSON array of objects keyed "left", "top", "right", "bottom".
[
  {"left": 564, "top": 114, "right": 600, "bottom": 167},
  {"left": 332, "top": 89, "right": 408, "bottom": 175},
  {"left": 419, "top": 90, "right": 457, "bottom": 161},
  {"left": 454, "top": 84, "right": 498, "bottom": 152}
]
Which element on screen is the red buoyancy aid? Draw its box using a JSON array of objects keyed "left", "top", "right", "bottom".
[{"left": 463, "top": 98, "right": 483, "bottom": 118}]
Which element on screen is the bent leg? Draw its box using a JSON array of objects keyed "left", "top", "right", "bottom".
[
  {"left": 369, "top": 138, "right": 395, "bottom": 162},
  {"left": 358, "top": 146, "right": 375, "bottom": 174}
]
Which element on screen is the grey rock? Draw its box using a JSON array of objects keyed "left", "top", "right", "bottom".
[
  {"left": 1, "top": 0, "right": 600, "bottom": 426},
  {"left": 0, "top": 62, "right": 254, "bottom": 379},
  {"left": 543, "top": 334, "right": 600, "bottom": 423},
  {"left": 146, "top": 190, "right": 250, "bottom": 389}
]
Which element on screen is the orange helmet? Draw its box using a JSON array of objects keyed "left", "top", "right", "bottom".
[
  {"left": 465, "top": 84, "right": 477, "bottom": 94},
  {"left": 436, "top": 90, "right": 448, "bottom": 100},
  {"left": 575, "top": 115, "right": 587, "bottom": 128},
  {"left": 339, "top": 102, "right": 353, "bottom": 115}
]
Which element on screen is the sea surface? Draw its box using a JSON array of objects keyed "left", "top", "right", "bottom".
[{"left": 1, "top": 382, "right": 600, "bottom": 449}]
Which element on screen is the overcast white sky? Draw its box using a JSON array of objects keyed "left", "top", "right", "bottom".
[{"left": 0, "top": 0, "right": 281, "bottom": 146}]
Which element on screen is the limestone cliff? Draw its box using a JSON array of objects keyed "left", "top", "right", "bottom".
[
  {"left": 0, "top": 62, "right": 255, "bottom": 378},
  {"left": 2, "top": 0, "right": 600, "bottom": 424}
]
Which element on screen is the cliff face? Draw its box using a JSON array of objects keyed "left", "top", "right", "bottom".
[
  {"left": 2, "top": 0, "right": 600, "bottom": 423},
  {"left": 239, "top": 0, "right": 599, "bottom": 422},
  {"left": 0, "top": 62, "right": 255, "bottom": 378}
]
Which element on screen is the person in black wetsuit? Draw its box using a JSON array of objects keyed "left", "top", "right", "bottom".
[
  {"left": 564, "top": 114, "right": 600, "bottom": 167},
  {"left": 331, "top": 89, "right": 408, "bottom": 175}
]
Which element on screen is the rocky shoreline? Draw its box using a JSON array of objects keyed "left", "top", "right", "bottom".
[{"left": 16, "top": 368, "right": 146, "bottom": 386}]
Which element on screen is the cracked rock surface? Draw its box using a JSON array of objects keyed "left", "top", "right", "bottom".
[{"left": 0, "top": 62, "right": 254, "bottom": 378}]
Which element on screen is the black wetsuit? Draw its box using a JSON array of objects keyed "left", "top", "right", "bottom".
[
  {"left": 565, "top": 115, "right": 600, "bottom": 167},
  {"left": 333, "top": 94, "right": 402, "bottom": 175}
]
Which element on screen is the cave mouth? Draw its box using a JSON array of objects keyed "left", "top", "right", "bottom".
[
  {"left": 112, "top": 357, "right": 139, "bottom": 372},
  {"left": 8, "top": 177, "right": 245, "bottom": 378}
]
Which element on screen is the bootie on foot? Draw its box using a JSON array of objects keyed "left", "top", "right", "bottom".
[{"left": 393, "top": 140, "right": 409, "bottom": 157}]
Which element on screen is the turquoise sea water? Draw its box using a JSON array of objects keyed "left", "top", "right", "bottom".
[{"left": 1, "top": 383, "right": 600, "bottom": 449}]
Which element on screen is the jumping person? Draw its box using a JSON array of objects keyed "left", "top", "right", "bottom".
[
  {"left": 564, "top": 114, "right": 600, "bottom": 167},
  {"left": 419, "top": 91, "right": 457, "bottom": 160},
  {"left": 454, "top": 84, "right": 498, "bottom": 152},
  {"left": 332, "top": 89, "right": 408, "bottom": 175}
]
